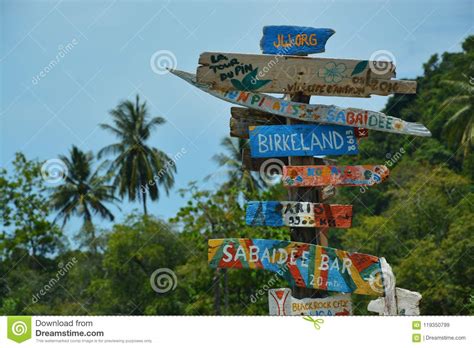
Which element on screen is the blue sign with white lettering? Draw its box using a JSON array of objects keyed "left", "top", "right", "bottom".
[
  {"left": 249, "top": 124, "right": 358, "bottom": 158},
  {"left": 260, "top": 26, "right": 335, "bottom": 55}
]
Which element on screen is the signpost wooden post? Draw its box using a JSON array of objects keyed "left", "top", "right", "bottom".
[{"left": 268, "top": 288, "right": 352, "bottom": 316}]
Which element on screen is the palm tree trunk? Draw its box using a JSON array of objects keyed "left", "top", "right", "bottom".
[
  {"left": 83, "top": 208, "right": 97, "bottom": 253},
  {"left": 142, "top": 189, "right": 148, "bottom": 216}
]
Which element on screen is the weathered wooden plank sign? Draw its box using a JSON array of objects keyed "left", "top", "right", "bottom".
[
  {"left": 246, "top": 201, "right": 353, "bottom": 228},
  {"left": 249, "top": 124, "right": 358, "bottom": 158},
  {"left": 368, "top": 288, "right": 422, "bottom": 315},
  {"left": 260, "top": 26, "right": 335, "bottom": 55},
  {"left": 230, "top": 107, "right": 286, "bottom": 137},
  {"left": 169, "top": 70, "right": 431, "bottom": 137},
  {"left": 283, "top": 165, "right": 390, "bottom": 187},
  {"left": 231, "top": 106, "right": 276, "bottom": 120},
  {"left": 208, "top": 238, "right": 382, "bottom": 295},
  {"left": 269, "top": 288, "right": 352, "bottom": 316},
  {"left": 196, "top": 52, "right": 416, "bottom": 97}
]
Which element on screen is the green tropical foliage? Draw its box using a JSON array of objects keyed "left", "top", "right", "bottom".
[
  {"left": 441, "top": 80, "right": 473, "bottom": 158},
  {"left": 209, "top": 137, "right": 264, "bottom": 195},
  {"left": 50, "top": 145, "right": 119, "bottom": 249},
  {"left": 99, "top": 95, "right": 176, "bottom": 215}
]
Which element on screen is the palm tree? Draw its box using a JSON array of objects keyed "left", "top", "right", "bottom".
[
  {"left": 51, "top": 146, "right": 119, "bottom": 248},
  {"left": 98, "top": 95, "right": 176, "bottom": 215},
  {"left": 441, "top": 79, "right": 473, "bottom": 158},
  {"left": 210, "top": 137, "right": 264, "bottom": 194}
]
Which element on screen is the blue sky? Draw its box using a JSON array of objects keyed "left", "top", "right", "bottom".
[{"left": 1, "top": 0, "right": 473, "bottom": 235}]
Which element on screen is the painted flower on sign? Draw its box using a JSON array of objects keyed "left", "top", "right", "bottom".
[
  {"left": 393, "top": 121, "right": 404, "bottom": 130},
  {"left": 319, "top": 62, "right": 347, "bottom": 83}
]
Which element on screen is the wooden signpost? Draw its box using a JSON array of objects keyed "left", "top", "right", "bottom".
[
  {"left": 321, "top": 185, "right": 337, "bottom": 201},
  {"left": 196, "top": 52, "right": 416, "bottom": 97},
  {"left": 171, "top": 24, "right": 426, "bottom": 316},
  {"left": 208, "top": 238, "right": 382, "bottom": 295},
  {"left": 246, "top": 201, "right": 353, "bottom": 228},
  {"left": 269, "top": 288, "right": 352, "bottom": 316},
  {"left": 249, "top": 124, "right": 359, "bottom": 158},
  {"left": 368, "top": 288, "right": 422, "bottom": 316},
  {"left": 169, "top": 70, "right": 431, "bottom": 137},
  {"left": 283, "top": 165, "right": 390, "bottom": 187},
  {"left": 260, "top": 26, "right": 335, "bottom": 55}
]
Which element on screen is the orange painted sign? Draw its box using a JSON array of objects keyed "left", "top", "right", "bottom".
[{"left": 283, "top": 165, "right": 389, "bottom": 187}]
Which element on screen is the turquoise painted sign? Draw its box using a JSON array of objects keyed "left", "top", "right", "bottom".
[
  {"left": 260, "top": 26, "right": 335, "bottom": 55},
  {"left": 249, "top": 124, "right": 358, "bottom": 158}
]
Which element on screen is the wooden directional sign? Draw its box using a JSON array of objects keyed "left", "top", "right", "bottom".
[
  {"left": 249, "top": 124, "right": 358, "bottom": 158},
  {"left": 283, "top": 165, "right": 389, "bottom": 187},
  {"left": 246, "top": 201, "right": 353, "bottom": 228},
  {"left": 231, "top": 106, "right": 277, "bottom": 120},
  {"left": 230, "top": 106, "right": 285, "bottom": 138},
  {"left": 169, "top": 70, "right": 431, "bottom": 137},
  {"left": 269, "top": 288, "right": 352, "bottom": 316},
  {"left": 260, "top": 26, "right": 335, "bottom": 55},
  {"left": 208, "top": 238, "right": 382, "bottom": 295},
  {"left": 368, "top": 288, "right": 422, "bottom": 315},
  {"left": 196, "top": 52, "right": 416, "bottom": 97}
]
